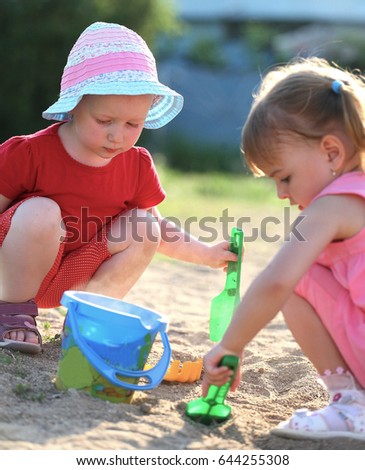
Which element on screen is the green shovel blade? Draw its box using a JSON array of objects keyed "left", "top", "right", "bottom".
[
  {"left": 210, "top": 227, "right": 244, "bottom": 342},
  {"left": 185, "top": 355, "right": 239, "bottom": 425}
]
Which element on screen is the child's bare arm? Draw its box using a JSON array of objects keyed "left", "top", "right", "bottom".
[
  {"left": 204, "top": 193, "right": 365, "bottom": 385},
  {"left": 149, "top": 207, "right": 237, "bottom": 269}
]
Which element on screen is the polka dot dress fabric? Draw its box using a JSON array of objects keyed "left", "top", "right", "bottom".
[{"left": 0, "top": 200, "right": 111, "bottom": 308}]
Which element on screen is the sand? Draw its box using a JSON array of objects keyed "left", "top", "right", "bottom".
[{"left": 0, "top": 226, "right": 364, "bottom": 451}]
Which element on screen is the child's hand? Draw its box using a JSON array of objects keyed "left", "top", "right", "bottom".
[
  {"left": 202, "top": 343, "right": 242, "bottom": 396},
  {"left": 205, "top": 240, "right": 240, "bottom": 270}
]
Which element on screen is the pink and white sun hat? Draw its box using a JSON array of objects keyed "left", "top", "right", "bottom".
[{"left": 42, "top": 22, "right": 183, "bottom": 129}]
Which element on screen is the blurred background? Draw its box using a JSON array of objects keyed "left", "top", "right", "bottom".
[{"left": 2, "top": 0, "right": 365, "bottom": 174}]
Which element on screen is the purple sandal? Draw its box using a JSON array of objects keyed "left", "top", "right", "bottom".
[{"left": 0, "top": 300, "right": 42, "bottom": 354}]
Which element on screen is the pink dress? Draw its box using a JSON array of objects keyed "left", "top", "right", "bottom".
[{"left": 294, "top": 171, "right": 365, "bottom": 387}]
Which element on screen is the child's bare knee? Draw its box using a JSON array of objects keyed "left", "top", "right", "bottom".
[
  {"left": 107, "top": 208, "right": 161, "bottom": 255},
  {"left": 14, "top": 197, "right": 63, "bottom": 239},
  {"left": 132, "top": 208, "right": 161, "bottom": 249}
]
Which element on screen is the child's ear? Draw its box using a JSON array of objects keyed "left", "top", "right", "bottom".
[{"left": 320, "top": 134, "right": 346, "bottom": 171}]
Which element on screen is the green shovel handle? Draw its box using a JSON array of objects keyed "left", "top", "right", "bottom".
[{"left": 224, "top": 228, "right": 244, "bottom": 295}]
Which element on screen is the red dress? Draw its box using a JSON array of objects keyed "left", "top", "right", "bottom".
[{"left": 0, "top": 123, "right": 165, "bottom": 307}]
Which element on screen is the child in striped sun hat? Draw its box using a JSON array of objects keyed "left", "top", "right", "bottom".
[{"left": 0, "top": 22, "right": 237, "bottom": 353}]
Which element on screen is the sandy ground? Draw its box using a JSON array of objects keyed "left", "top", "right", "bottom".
[{"left": 0, "top": 224, "right": 364, "bottom": 451}]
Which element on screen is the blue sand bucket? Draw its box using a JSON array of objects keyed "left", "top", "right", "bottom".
[{"left": 55, "top": 291, "right": 171, "bottom": 403}]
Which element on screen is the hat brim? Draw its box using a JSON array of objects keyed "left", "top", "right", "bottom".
[{"left": 42, "top": 81, "right": 183, "bottom": 129}]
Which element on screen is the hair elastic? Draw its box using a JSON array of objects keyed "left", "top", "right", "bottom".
[{"left": 332, "top": 80, "right": 344, "bottom": 94}]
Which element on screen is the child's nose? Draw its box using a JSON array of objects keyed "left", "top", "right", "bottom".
[
  {"left": 277, "top": 185, "right": 289, "bottom": 200},
  {"left": 108, "top": 127, "right": 124, "bottom": 144}
]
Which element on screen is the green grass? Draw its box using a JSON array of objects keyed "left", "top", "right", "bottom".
[{"left": 156, "top": 164, "right": 286, "bottom": 221}]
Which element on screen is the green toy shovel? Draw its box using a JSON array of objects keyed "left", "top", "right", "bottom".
[
  {"left": 185, "top": 355, "right": 239, "bottom": 425},
  {"left": 210, "top": 227, "right": 244, "bottom": 342}
]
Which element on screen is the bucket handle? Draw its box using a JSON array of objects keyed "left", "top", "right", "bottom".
[{"left": 66, "top": 301, "right": 171, "bottom": 391}]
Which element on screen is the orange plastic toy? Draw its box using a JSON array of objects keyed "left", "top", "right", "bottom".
[
  {"left": 145, "top": 358, "right": 203, "bottom": 383},
  {"left": 163, "top": 359, "right": 203, "bottom": 382}
]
